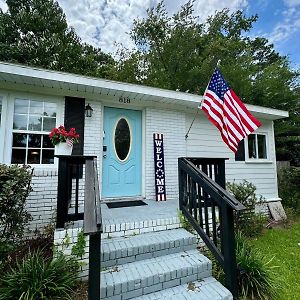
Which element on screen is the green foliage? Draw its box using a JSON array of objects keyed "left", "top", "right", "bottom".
[
  {"left": 227, "top": 180, "right": 267, "bottom": 237},
  {"left": 0, "top": 250, "right": 79, "bottom": 300},
  {"left": 278, "top": 167, "right": 300, "bottom": 214},
  {"left": 250, "top": 219, "right": 300, "bottom": 299},
  {"left": 236, "top": 232, "right": 280, "bottom": 300},
  {"left": 116, "top": 0, "right": 300, "bottom": 163},
  {"left": 0, "top": 0, "right": 115, "bottom": 78},
  {"left": 177, "top": 209, "right": 194, "bottom": 233},
  {"left": 0, "top": 164, "right": 32, "bottom": 249},
  {"left": 71, "top": 230, "right": 86, "bottom": 258},
  {"left": 203, "top": 232, "right": 280, "bottom": 300}
]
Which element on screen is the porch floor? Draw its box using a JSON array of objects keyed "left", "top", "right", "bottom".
[
  {"left": 67, "top": 200, "right": 182, "bottom": 237},
  {"left": 101, "top": 199, "right": 181, "bottom": 237}
]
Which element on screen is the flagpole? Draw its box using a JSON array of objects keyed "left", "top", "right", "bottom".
[{"left": 185, "top": 59, "right": 221, "bottom": 140}]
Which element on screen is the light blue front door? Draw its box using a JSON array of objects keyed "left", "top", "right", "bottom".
[{"left": 102, "top": 107, "right": 142, "bottom": 198}]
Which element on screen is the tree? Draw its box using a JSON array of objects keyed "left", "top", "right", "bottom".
[
  {"left": 115, "top": 1, "right": 300, "bottom": 164},
  {"left": 0, "top": 0, "right": 115, "bottom": 78}
]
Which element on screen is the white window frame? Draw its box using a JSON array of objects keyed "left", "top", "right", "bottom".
[
  {"left": 245, "top": 132, "right": 271, "bottom": 163},
  {"left": 4, "top": 92, "right": 64, "bottom": 168},
  {"left": 0, "top": 95, "right": 8, "bottom": 163}
]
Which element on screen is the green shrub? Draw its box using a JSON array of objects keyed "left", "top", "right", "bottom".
[
  {"left": 227, "top": 180, "right": 267, "bottom": 237},
  {"left": 236, "top": 232, "right": 280, "bottom": 300},
  {"left": 202, "top": 232, "right": 280, "bottom": 300},
  {"left": 278, "top": 167, "right": 300, "bottom": 214},
  {"left": 0, "top": 250, "right": 79, "bottom": 300},
  {"left": 0, "top": 164, "right": 33, "bottom": 250}
]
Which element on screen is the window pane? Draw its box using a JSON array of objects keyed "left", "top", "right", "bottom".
[
  {"left": 114, "top": 118, "right": 131, "bottom": 161},
  {"left": 13, "top": 133, "right": 27, "bottom": 147},
  {"left": 28, "top": 116, "right": 42, "bottom": 131},
  {"left": 28, "top": 134, "right": 41, "bottom": 148},
  {"left": 15, "top": 99, "right": 29, "bottom": 114},
  {"left": 27, "top": 149, "right": 41, "bottom": 164},
  {"left": 258, "top": 135, "right": 267, "bottom": 159},
  {"left": 12, "top": 149, "right": 26, "bottom": 164},
  {"left": 44, "top": 102, "right": 56, "bottom": 117},
  {"left": 13, "top": 114, "right": 28, "bottom": 130},
  {"left": 29, "top": 100, "right": 43, "bottom": 114},
  {"left": 43, "top": 117, "right": 56, "bottom": 131},
  {"left": 42, "top": 150, "right": 55, "bottom": 164},
  {"left": 248, "top": 134, "right": 256, "bottom": 158},
  {"left": 42, "top": 134, "right": 53, "bottom": 148}
]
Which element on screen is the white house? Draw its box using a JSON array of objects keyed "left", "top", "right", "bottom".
[{"left": 0, "top": 62, "right": 288, "bottom": 232}]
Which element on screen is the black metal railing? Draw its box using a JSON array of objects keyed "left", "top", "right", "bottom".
[
  {"left": 56, "top": 155, "right": 102, "bottom": 300},
  {"left": 178, "top": 157, "right": 245, "bottom": 299}
]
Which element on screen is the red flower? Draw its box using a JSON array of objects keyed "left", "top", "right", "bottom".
[{"left": 49, "top": 126, "right": 80, "bottom": 146}]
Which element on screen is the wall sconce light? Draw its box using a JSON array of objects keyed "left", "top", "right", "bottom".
[{"left": 85, "top": 103, "right": 93, "bottom": 117}]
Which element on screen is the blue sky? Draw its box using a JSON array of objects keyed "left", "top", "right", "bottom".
[
  {"left": 246, "top": 0, "right": 300, "bottom": 68},
  {"left": 0, "top": 0, "right": 299, "bottom": 67}
]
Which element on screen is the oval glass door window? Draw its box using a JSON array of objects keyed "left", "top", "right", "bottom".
[{"left": 114, "top": 118, "right": 131, "bottom": 161}]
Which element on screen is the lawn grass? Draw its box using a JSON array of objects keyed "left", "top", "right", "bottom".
[{"left": 250, "top": 218, "right": 300, "bottom": 300}]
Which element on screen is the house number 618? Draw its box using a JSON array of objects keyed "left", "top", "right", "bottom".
[{"left": 119, "top": 96, "right": 130, "bottom": 104}]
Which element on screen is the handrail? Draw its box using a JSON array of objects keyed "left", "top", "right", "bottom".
[
  {"left": 55, "top": 155, "right": 102, "bottom": 300},
  {"left": 180, "top": 159, "right": 244, "bottom": 210},
  {"left": 84, "top": 157, "right": 102, "bottom": 235},
  {"left": 178, "top": 157, "right": 245, "bottom": 299}
]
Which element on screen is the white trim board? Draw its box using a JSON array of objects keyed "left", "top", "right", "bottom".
[{"left": 0, "top": 62, "right": 289, "bottom": 120}]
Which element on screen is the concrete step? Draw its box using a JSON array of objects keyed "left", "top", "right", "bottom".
[
  {"left": 100, "top": 249, "right": 211, "bottom": 300},
  {"left": 131, "top": 277, "right": 233, "bottom": 300},
  {"left": 101, "top": 228, "right": 197, "bottom": 268}
]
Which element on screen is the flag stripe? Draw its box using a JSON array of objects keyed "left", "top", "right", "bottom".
[{"left": 201, "top": 68, "right": 261, "bottom": 152}]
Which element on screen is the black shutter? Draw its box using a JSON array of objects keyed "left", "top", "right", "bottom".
[
  {"left": 64, "top": 96, "right": 85, "bottom": 155},
  {"left": 235, "top": 139, "right": 245, "bottom": 161}
]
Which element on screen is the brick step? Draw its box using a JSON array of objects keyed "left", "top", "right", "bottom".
[
  {"left": 101, "top": 228, "right": 197, "bottom": 268},
  {"left": 100, "top": 249, "right": 211, "bottom": 300},
  {"left": 131, "top": 277, "right": 233, "bottom": 300}
]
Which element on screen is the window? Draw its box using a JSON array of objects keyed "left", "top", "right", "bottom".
[
  {"left": 11, "top": 99, "right": 57, "bottom": 164},
  {"left": 247, "top": 133, "right": 267, "bottom": 159}
]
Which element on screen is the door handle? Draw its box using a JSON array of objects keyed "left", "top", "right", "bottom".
[{"left": 103, "top": 154, "right": 107, "bottom": 158}]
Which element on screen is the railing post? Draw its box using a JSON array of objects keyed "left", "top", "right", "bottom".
[
  {"left": 178, "top": 159, "right": 183, "bottom": 211},
  {"left": 88, "top": 232, "right": 101, "bottom": 300},
  {"left": 221, "top": 204, "right": 239, "bottom": 298},
  {"left": 56, "top": 157, "right": 69, "bottom": 228}
]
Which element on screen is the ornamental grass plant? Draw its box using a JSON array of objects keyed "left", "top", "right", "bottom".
[
  {"left": 0, "top": 250, "right": 79, "bottom": 300},
  {"left": 236, "top": 232, "right": 280, "bottom": 300}
]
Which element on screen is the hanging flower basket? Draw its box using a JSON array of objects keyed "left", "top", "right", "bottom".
[{"left": 49, "top": 125, "right": 80, "bottom": 156}]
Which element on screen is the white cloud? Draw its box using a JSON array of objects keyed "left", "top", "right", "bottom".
[
  {"left": 0, "top": 0, "right": 248, "bottom": 54},
  {"left": 56, "top": 0, "right": 248, "bottom": 54},
  {"left": 283, "top": 0, "right": 300, "bottom": 7},
  {"left": 0, "top": 0, "right": 7, "bottom": 12},
  {"left": 268, "top": 4, "right": 300, "bottom": 43}
]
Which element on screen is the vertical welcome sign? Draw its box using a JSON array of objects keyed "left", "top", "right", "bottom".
[{"left": 153, "top": 133, "right": 166, "bottom": 201}]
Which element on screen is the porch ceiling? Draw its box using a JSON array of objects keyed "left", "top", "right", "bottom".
[{"left": 0, "top": 62, "right": 288, "bottom": 120}]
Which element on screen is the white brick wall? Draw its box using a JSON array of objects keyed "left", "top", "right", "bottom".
[
  {"left": 26, "top": 169, "right": 58, "bottom": 233},
  {"left": 145, "top": 107, "right": 186, "bottom": 201},
  {"left": 84, "top": 99, "right": 102, "bottom": 188}
]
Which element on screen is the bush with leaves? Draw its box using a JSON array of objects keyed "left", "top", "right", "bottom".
[
  {"left": 0, "top": 164, "right": 33, "bottom": 257},
  {"left": 227, "top": 180, "right": 267, "bottom": 237},
  {"left": 203, "top": 232, "right": 280, "bottom": 300},
  {"left": 0, "top": 250, "right": 79, "bottom": 300},
  {"left": 236, "top": 232, "right": 280, "bottom": 299},
  {"left": 278, "top": 167, "right": 300, "bottom": 214}
]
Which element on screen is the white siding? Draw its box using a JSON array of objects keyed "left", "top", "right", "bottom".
[
  {"left": 145, "top": 107, "right": 186, "bottom": 201},
  {"left": 185, "top": 112, "right": 278, "bottom": 200}
]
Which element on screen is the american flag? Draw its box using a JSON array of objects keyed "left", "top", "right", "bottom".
[
  {"left": 201, "top": 67, "right": 262, "bottom": 152},
  {"left": 66, "top": 138, "right": 73, "bottom": 148}
]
